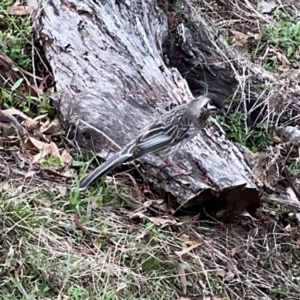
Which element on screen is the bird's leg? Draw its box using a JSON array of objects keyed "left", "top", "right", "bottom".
[{"left": 159, "top": 159, "right": 190, "bottom": 176}]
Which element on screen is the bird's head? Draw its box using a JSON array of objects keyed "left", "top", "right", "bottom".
[{"left": 189, "top": 95, "right": 226, "bottom": 118}]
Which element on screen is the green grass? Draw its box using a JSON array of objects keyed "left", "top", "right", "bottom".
[
  {"left": 0, "top": 1, "right": 54, "bottom": 116},
  {"left": 0, "top": 1, "right": 32, "bottom": 71},
  {"left": 264, "top": 10, "right": 300, "bottom": 71},
  {"left": 217, "top": 111, "right": 274, "bottom": 153}
]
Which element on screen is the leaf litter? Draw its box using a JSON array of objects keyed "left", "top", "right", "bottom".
[{"left": 0, "top": 102, "right": 71, "bottom": 187}]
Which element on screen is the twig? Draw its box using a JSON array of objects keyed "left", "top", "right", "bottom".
[{"left": 0, "top": 111, "right": 28, "bottom": 136}]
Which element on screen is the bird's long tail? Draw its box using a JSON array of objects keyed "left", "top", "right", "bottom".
[{"left": 79, "top": 149, "right": 132, "bottom": 191}]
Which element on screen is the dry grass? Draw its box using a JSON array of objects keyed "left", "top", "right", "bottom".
[{"left": 0, "top": 180, "right": 300, "bottom": 299}]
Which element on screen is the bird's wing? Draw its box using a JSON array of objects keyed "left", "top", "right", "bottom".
[{"left": 126, "top": 109, "right": 192, "bottom": 158}]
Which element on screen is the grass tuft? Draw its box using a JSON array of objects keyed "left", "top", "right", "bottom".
[{"left": 0, "top": 1, "right": 32, "bottom": 71}]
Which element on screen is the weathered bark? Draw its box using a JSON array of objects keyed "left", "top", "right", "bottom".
[{"left": 32, "top": 0, "right": 261, "bottom": 220}]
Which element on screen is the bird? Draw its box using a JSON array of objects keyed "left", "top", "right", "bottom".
[{"left": 78, "top": 95, "right": 224, "bottom": 191}]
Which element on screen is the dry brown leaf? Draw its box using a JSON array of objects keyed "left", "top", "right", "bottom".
[
  {"left": 40, "top": 118, "right": 63, "bottom": 135},
  {"left": 8, "top": 5, "right": 34, "bottom": 15},
  {"left": 296, "top": 239, "right": 300, "bottom": 246},
  {"left": 28, "top": 137, "right": 49, "bottom": 151},
  {"left": 143, "top": 199, "right": 164, "bottom": 208},
  {"left": 27, "top": 138, "right": 64, "bottom": 165},
  {"left": 176, "top": 262, "right": 187, "bottom": 295},
  {"left": 57, "top": 185, "right": 67, "bottom": 196},
  {"left": 272, "top": 134, "right": 282, "bottom": 143},
  {"left": 5, "top": 246, "right": 14, "bottom": 267},
  {"left": 22, "top": 118, "right": 39, "bottom": 130},
  {"left": 277, "top": 52, "right": 290, "bottom": 67},
  {"left": 24, "top": 170, "right": 36, "bottom": 178},
  {"left": 63, "top": 170, "right": 72, "bottom": 178},
  {"left": 17, "top": 151, "right": 31, "bottom": 163},
  {"left": 224, "top": 270, "right": 235, "bottom": 282},
  {"left": 286, "top": 187, "right": 299, "bottom": 203},
  {"left": 88, "top": 201, "right": 98, "bottom": 210},
  {"left": 32, "top": 147, "right": 52, "bottom": 164},
  {"left": 177, "top": 234, "right": 199, "bottom": 246},
  {"left": 231, "top": 30, "right": 249, "bottom": 48},
  {"left": 60, "top": 150, "right": 73, "bottom": 165},
  {"left": 230, "top": 247, "right": 237, "bottom": 257},
  {"left": 147, "top": 216, "right": 177, "bottom": 226},
  {"left": 144, "top": 198, "right": 172, "bottom": 213},
  {"left": 2, "top": 108, "right": 31, "bottom": 120},
  {"left": 39, "top": 198, "right": 52, "bottom": 207},
  {"left": 120, "top": 208, "right": 177, "bottom": 226},
  {"left": 175, "top": 295, "right": 207, "bottom": 300},
  {"left": 33, "top": 114, "right": 48, "bottom": 122},
  {"left": 50, "top": 141, "right": 60, "bottom": 157},
  {"left": 128, "top": 211, "right": 147, "bottom": 219},
  {"left": 174, "top": 243, "right": 201, "bottom": 257}
]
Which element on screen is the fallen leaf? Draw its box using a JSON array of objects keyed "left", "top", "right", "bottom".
[
  {"left": 40, "top": 118, "right": 63, "bottom": 135},
  {"left": 224, "top": 270, "right": 235, "bottom": 282},
  {"left": 80, "top": 240, "right": 100, "bottom": 255},
  {"left": 127, "top": 210, "right": 146, "bottom": 219},
  {"left": 176, "top": 262, "right": 187, "bottom": 294},
  {"left": 17, "top": 151, "right": 31, "bottom": 163},
  {"left": 25, "top": 170, "right": 36, "bottom": 178},
  {"left": 33, "top": 114, "right": 48, "bottom": 122},
  {"left": 286, "top": 187, "right": 299, "bottom": 203},
  {"left": 230, "top": 30, "right": 249, "bottom": 48},
  {"left": 120, "top": 208, "right": 177, "bottom": 226},
  {"left": 38, "top": 74, "right": 52, "bottom": 92},
  {"left": 32, "top": 145, "right": 52, "bottom": 164},
  {"left": 5, "top": 246, "right": 14, "bottom": 267},
  {"left": 177, "top": 234, "right": 199, "bottom": 246},
  {"left": 2, "top": 108, "right": 33, "bottom": 121},
  {"left": 50, "top": 141, "right": 60, "bottom": 157},
  {"left": 22, "top": 117, "right": 39, "bottom": 130},
  {"left": 57, "top": 185, "right": 67, "bottom": 196},
  {"left": 28, "top": 137, "right": 50, "bottom": 151},
  {"left": 8, "top": 5, "right": 34, "bottom": 15},
  {"left": 296, "top": 239, "right": 300, "bottom": 246},
  {"left": 230, "top": 247, "right": 237, "bottom": 257},
  {"left": 272, "top": 134, "right": 282, "bottom": 143},
  {"left": 277, "top": 52, "right": 290, "bottom": 67},
  {"left": 143, "top": 199, "right": 164, "bottom": 208},
  {"left": 60, "top": 150, "right": 73, "bottom": 165},
  {"left": 88, "top": 201, "right": 98, "bottom": 210},
  {"left": 260, "top": 0, "right": 276, "bottom": 14},
  {"left": 174, "top": 243, "right": 201, "bottom": 257},
  {"left": 39, "top": 198, "right": 52, "bottom": 207},
  {"left": 63, "top": 170, "right": 72, "bottom": 177},
  {"left": 147, "top": 216, "right": 176, "bottom": 226}
]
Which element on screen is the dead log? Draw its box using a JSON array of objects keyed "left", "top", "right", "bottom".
[{"left": 32, "top": 0, "right": 261, "bottom": 220}]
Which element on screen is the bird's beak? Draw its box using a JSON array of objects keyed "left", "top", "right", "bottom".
[
  {"left": 207, "top": 103, "right": 218, "bottom": 112},
  {"left": 207, "top": 103, "right": 227, "bottom": 116},
  {"left": 218, "top": 107, "right": 227, "bottom": 117}
]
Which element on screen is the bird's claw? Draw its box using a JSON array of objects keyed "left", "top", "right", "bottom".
[{"left": 159, "top": 160, "right": 190, "bottom": 177}]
